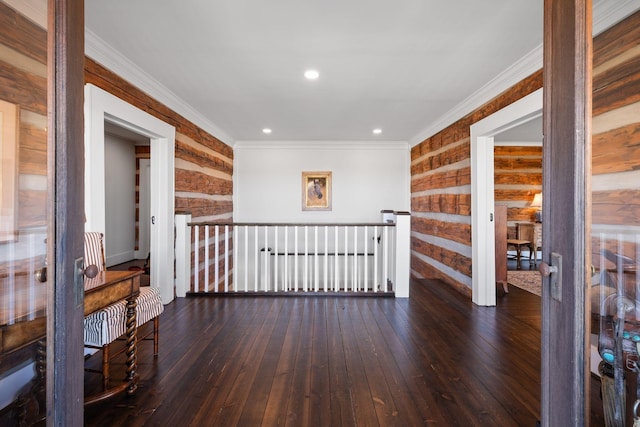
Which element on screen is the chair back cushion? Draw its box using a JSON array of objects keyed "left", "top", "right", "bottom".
[{"left": 84, "top": 232, "right": 106, "bottom": 271}]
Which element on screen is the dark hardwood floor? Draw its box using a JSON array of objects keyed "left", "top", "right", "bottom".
[{"left": 84, "top": 280, "right": 605, "bottom": 426}]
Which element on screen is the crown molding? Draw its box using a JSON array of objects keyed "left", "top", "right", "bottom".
[
  {"left": 409, "top": 0, "right": 640, "bottom": 147},
  {"left": 85, "top": 29, "right": 234, "bottom": 146}
]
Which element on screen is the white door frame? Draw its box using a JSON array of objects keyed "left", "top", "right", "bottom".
[
  {"left": 84, "top": 83, "right": 176, "bottom": 304},
  {"left": 136, "top": 158, "right": 151, "bottom": 259},
  {"left": 471, "top": 88, "right": 542, "bottom": 306}
]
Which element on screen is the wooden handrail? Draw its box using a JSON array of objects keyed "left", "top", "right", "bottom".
[{"left": 187, "top": 221, "right": 395, "bottom": 227}]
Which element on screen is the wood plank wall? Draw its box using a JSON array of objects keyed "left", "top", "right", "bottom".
[
  {"left": 591, "top": 11, "right": 640, "bottom": 262},
  {"left": 0, "top": 2, "right": 47, "bottom": 234},
  {"left": 410, "top": 71, "right": 542, "bottom": 296},
  {"left": 84, "top": 59, "right": 234, "bottom": 291},
  {"left": 411, "top": 11, "right": 640, "bottom": 296},
  {"left": 84, "top": 58, "right": 234, "bottom": 220},
  {"left": 494, "top": 146, "right": 542, "bottom": 238}
]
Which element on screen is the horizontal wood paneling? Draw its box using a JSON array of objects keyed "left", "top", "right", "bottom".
[
  {"left": 593, "top": 11, "right": 640, "bottom": 69},
  {"left": 412, "top": 217, "right": 471, "bottom": 246},
  {"left": 411, "top": 257, "right": 472, "bottom": 298},
  {"left": 411, "top": 69, "right": 543, "bottom": 295},
  {"left": 176, "top": 198, "right": 233, "bottom": 218},
  {"left": 0, "top": 2, "right": 47, "bottom": 64},
  {"left": 18, "top": 121, "right": 47, "bottom": 176},
  {"left": 411, "top": 141, "right": 469, "bottom": 175},
  {"left": 411, "top": 167, "right": 470, "bottom": 193},
  {"left": 494, "top": 157, "right": 542, "bottom": 170},
  {"left": 175, "top": 169, "right": 232, "bottom": 196},
  {"left": 18, "top": 190, "right": 46, "bottom": 228},
  {"left": 592, "top": 122, "right": 640, "bottom": 175},
  {"left": 175, "top": 139, "right": 232, "bottom": 175},
  {"left": 593, "top": 66, "right": 640, "bottom": 116},
  {"left": 412, "top": 193, "right": 471, "bottom": 216},
  {"left": 411, "top": 238, "right": 471, "bottom": 276},
  {"left": 495, "top": 172, "right": 543, "bottom": 185},
  {"left": 85, "top": 58, "right": 233, "bottom": 297},
  {"left": 593, "top": 190, "right": 640, "bottom": 226},
  {"left": 495, "top": 189, "right": 540, "bottom": 202},
  {"left": 0, "top": 59, "right": 46, "bottom": 115},
  {"left": 0, "top": 9, "right": 48, "bottom": 238},
  {"left": 592, "top": 11, "right": 640, "bottom": 230}
]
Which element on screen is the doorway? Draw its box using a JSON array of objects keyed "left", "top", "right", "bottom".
[
  {"left": 84, "top": 84, "right": 176, "bottom": 304},
  {"left": 471, "top": 88, "right": 543, "bottom": 306}
]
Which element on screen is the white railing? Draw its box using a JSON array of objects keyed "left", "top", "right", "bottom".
[{"left": 175, "top": 215, "right": 411, "bottom": 297}]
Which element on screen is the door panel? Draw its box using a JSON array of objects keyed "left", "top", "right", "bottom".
[
  {"left": 0, "top": 0, "right": 84, "bottom": 425},
  {"left": 590, "top": 10, "right": 640, "bottom": 426},
  {"left": 541, "top": 0, "right": 592, "bottom": 425},
  {"left": 0, "top": 1, "right": 50, "bottom": 423}
]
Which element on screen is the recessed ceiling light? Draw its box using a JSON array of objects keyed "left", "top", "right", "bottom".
[
  {"left": 373, "top": 129, "right": 382, "bottom": 134},
  {"left": 304, "top": 70, "right": 319, "bottom": 80},
  {"left": 262, "top": 128, "right": 272, "bottom": 134}
]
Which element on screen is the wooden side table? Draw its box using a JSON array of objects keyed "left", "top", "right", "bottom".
[{"left": 507, "top": 239, "right": 531, "bottom": 270}]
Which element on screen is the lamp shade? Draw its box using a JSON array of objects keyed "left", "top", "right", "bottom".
[{"left": 531, "top": 193, "right": 542, "bottom": 208}]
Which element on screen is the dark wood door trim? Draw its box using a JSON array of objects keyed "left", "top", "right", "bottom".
[
  {"left": 47, "top": 0, "right": 85, "bottom": 424},
  {"left": 542, "top": 0, "right": 592, "bottom": 425}
]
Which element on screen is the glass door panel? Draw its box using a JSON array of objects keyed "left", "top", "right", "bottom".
[
  {"left": 0, "top": 1, "right": 49, "bottom": 424},
  {"left": 590, "top": 10, "right": 640, "bottom": 425}
]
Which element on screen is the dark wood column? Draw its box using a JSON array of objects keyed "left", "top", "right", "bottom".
[
  {"left": 48, "top": 0, "right": 85, "bottom": 424},
  {"left": 541, "top": 0, "right": 592, "bottom": 425}
]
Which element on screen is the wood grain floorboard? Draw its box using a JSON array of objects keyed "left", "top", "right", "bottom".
[{"left": 84, "top": 280, "right": 606, "bottom": 426}]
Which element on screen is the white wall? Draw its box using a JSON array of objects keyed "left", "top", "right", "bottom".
[
  {"left": 234, "top": 141, "right": 410, "bottom": 222},
  {"left": 104, "top": 133, "right": 136, "bottom": 266}
]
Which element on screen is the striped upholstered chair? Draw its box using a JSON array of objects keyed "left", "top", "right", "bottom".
[{"left": 83, "top": 232, "right": 164, "bottom": 388}]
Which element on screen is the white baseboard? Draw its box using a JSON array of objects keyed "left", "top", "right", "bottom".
[{"left": 106, "top": 250, "right": 135, "bottom": 267}]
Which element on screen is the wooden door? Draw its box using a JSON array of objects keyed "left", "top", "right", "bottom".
[
  {"left": 49, "top": 0, "right": 85, "bottom": 424},
  {"left": 541, "top": 0, "right": 591, "bottom": 425},
  {"left": 0, "top": 0, "right": 84, "bottom": 425}
]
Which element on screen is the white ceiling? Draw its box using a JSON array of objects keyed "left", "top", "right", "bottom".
[{"left": 84, "top": 1, "right": 639, "bottom": 146}]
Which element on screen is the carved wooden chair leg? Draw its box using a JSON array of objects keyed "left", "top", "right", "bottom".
[
  {"left": 153, "top": 317, "right": 160, "bottom": 357},
  {"left": 102, "top": 344, "right": 110, "bottom": 390}
]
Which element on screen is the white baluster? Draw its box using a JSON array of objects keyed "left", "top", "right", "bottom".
[
  {"left": 274, "top": 226, "right": 279, "bottom": 292},
  {"left": 333, "top": 225, "right": 340, "bottom": 292},
  {"left": 364, "top": 226, "right": 369, "bottom": 292},
  {"left": 383, "top": 226, "right": 389, "bottom": 292},
  {"left": 194, "top": 225, "right": 200, "bottom": 293},
  {"left": 294, "top": 226, "right": 299, "bottom": 291},
  {"left": 373, "top": 225, "right": 378, "bottom": 292},
  {"left": 214, "top": 225, "right": 220, "bottom": 292},
  {"left": 324, "top": 226, "right": 328, "bottom": 292},
  {"left": 353, "top": 226, "right": 358, "bottom": 291},
  {"left": 344, "top": 227, "right": 349, "bottom": 291},
  {"left": 304, "top": 226, "right": 309, "bottom": 292},
  {"left": 224, "top": 225, "right": 229, "bottom": 292},
  {"left": 254, "top": 225, "right": 259, "bottom": 292},
  {"left": 263, "top": 226, "right": 269, "bottom": 291},
  {"left": 314, "top": 226, "right": 319, "bottom": 291},
  {"left": 204, "top": 226, "right": 210, "bottom": 292}
]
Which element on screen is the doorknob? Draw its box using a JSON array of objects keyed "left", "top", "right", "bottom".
[
  {"left": 81, "top": 264, "right": 100, "bottom": 279},
  {"left": 35, "top": 267, "right": 47, "bottom": 283},
  {"left": 539, "top": 252, "right": 563, "bottom": 302},
  {"left": 539, "top": 262, "right": 557, "bottom": 277}
]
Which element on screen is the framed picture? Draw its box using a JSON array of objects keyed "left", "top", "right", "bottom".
[
  {"left": 0, "top": 99, "right": 19, "bottom": 244},
  {"left": 302, "top": 171, "right": 332, "bottom": 211}
]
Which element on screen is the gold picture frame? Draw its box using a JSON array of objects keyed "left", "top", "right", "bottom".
[
  {"left": 302, "top": 171, "right": 332, "bottom": 211},
  {"left": 0, "top": 99, "right": 19, "bottom": 243}
]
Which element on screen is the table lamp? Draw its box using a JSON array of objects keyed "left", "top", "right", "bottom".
[{"left": 531, "top": 192, "right": 542, "bottom": 222}]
